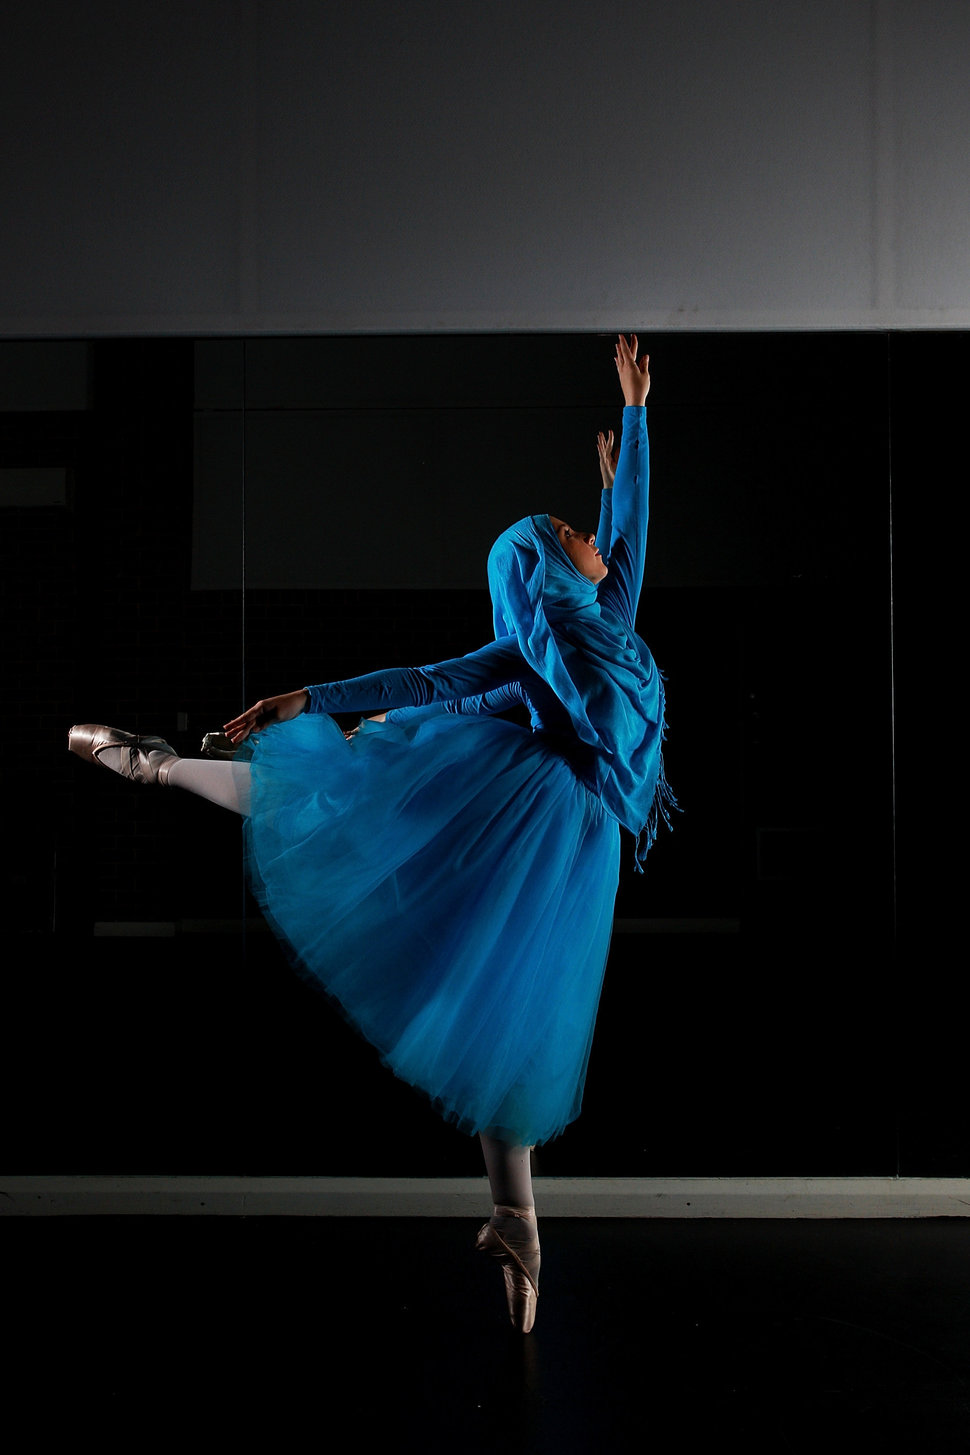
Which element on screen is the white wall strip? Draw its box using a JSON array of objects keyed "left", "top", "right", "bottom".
[
  {"left": 5, "top": 4, "right": 970, "bottom": 336},
  {"left": 3, "top": 1177, "right": 969, "bottom": 1219}
]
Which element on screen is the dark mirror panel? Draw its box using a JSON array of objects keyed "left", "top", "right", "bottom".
[{"left": 3, "top": 331, "right": 940, "bottom": 1178}]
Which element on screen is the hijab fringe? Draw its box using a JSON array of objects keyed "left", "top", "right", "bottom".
[{"left": 634, "top": 672, "right": 679, "bottom": 873}]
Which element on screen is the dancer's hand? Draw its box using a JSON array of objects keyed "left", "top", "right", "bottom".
[
  {"left": 614, "top": 334, "right": 650, "bottom": 406},
  {"left": 223, "top": 690, "right": 309, "bottom": 744},
  {"left": 597, "top": 429, "right": 617, "bottom": 489},
  {"left": 343, "top": 712, "right": 386, "bottom": 740}
]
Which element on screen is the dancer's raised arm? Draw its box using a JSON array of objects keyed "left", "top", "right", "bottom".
[
  {"left": 595, "top": 429, "right": 617, "bottom": 564},
  {"left": 597, "top": 429, "right": 617, "bottom": 491},
  {"left": 614, "top": 332, "right": 650, "bottom": 407},
  {"left": 597, "top": 335, "right": 651, "bottom": 629}
]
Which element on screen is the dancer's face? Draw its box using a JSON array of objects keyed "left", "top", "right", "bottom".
[{"left": 548, "top": 517, "right": 608, "bottom": 583}]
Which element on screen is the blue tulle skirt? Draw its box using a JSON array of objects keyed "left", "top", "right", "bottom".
[{"left": 241, "top": 711, "right": 621, "bottom": 1146}]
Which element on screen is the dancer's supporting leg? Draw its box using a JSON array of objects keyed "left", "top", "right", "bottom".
[
  {"left": 476, "top": 1133, "right": 541, "bottom": 1333},
  {"left": 480, "top": 1135, "right": 535, "bottom": 1211}
]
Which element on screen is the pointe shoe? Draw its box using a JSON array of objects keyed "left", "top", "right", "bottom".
[
  {"left": 68, "top": 724, "right": 178, "bottom": 785},
  {"left": 200, "top": 731, "right": 237, "bottom": 760},
  {"left": 475, "top": 1215, "right": 541, "bottom": 1333}
]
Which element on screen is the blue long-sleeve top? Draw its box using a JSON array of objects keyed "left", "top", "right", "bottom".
[{"left": 304, "top": 406, "right": 653, "bottom": 803}]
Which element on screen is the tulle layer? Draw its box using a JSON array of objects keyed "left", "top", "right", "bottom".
[{"left": 241, "top": 711, "right": 620, "bottom": 1146}]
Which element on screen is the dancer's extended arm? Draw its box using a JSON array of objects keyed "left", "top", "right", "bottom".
[
  {"left": 382, "top": 681, "right": 528, "bottom": 729},
  {"left": 224, "top": 637, "right": 523, "bottom": 744}
]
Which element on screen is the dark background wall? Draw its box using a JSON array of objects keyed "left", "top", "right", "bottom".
[{"left": 1, "top": 329, "right": 955, "bottom": 1178}]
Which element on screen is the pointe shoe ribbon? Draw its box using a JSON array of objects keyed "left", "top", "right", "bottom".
[
  {"left": 475, "top": 1220, "right": 540, "bottom": 1334},
  {"left": 68, "top": 724, "right": 178, "bottom": 785}
]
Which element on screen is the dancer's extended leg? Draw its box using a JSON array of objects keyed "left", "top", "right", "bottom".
[
  {"left": 165, "top": 759, "right": 251, "bottom": 816},
  {"left": 476, "top": 1133, "right": 541, "bottom": 1333},
  {"left": 69, "top": 724, "right": 251, "bottom": 815}
]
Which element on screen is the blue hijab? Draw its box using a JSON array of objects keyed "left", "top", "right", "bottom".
[{"left": 487, "top": 515, "right": 674, "bottom": 865}]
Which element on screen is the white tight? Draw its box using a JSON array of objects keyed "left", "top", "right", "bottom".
[
  {"left": 165, "top": 757, "right": 252, "bottom": 816},
  {"left": 479, "top": 1134, "right": 535, "bottom": 1213}
]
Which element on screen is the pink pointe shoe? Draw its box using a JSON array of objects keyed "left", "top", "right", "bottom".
[
  {"left": 475, "top": 1206, "right": 541, "bottom": 1333},
  {"left": 68, "top": 724, "right": 178, "bottom": 785}
]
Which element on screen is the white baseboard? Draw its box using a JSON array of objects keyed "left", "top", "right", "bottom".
[{"left": 3, "top": 1175, "right": 969, "bottom": 1218}]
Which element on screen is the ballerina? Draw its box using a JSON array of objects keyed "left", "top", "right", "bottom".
[{"left": 69, "top": 334, "right": 673, "bottom": 1333}]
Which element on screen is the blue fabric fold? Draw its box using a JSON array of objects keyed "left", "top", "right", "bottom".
[{"left": 487, "top": 511, "right": 673, "bottom": 866}]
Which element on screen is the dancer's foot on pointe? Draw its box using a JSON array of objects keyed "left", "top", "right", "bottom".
[
  {"left": 68, "top": 724, "right": 179, "bottom": 785},
  {"left": 475, "top": 1204, "right": 540, "bottom": 1333}
]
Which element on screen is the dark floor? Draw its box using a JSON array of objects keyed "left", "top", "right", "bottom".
[{"left": 5, "top": 1217, "right": 969, "bottom": 1450}]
